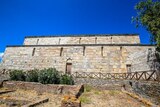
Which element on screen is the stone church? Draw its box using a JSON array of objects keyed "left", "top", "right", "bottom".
[{"left": 1, "top": 34, "right": 156, "bottom": 73}]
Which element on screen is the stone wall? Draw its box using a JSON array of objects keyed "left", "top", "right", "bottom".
[
  {"left": 3, "top": 81, "right": 84, "bottom": 97},
  {"left": 74, "top": 78, "right": 124, "bottom": 90},
  {"left": 129, "top": 48, "right": 153, "bottom": 71},
  {"left": 75, "top": 78, "right": 160, "bottom": 105},
  {"left": 125, "top": 81, "right": 160, "bottom": 105},
  {"left": 2, "top": 45, "right": 155, "bottom": 73},
  {"left": 24, "top": 35, "right": 140, "bottom": 45},
  {"left": 131, "top": 48, "right": 160, "bottom": 71}
]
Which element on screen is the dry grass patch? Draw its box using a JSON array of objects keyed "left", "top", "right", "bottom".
[
  {"left": 0, "top": 88, "right": 62, "bottom": 107},
  {"left": 80, "top": 85, "right": 148, "bottom": 107}
]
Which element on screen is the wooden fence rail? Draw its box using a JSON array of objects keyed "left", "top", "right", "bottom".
[
  {"left": 71, "top": 70, "right": 159, "bottom": 82},
  {"left": 0, "top": 69, "right": 159, "bottom": 82}
]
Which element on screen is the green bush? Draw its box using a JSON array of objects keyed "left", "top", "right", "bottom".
[
  {"left": 10, "top": 70, "right": 26, "bottom": 81},
  {"left": 9, "top": 68, "right": 75, "bottom": 85},
  {"left": 26, "top": 69, "right": 38, "bottom": 82},
  {"left": 60, "top": 74, "right": 74, "bottom": 85},
  {"left": 38, "top": 68, "right": 60, "bottom": 84}
]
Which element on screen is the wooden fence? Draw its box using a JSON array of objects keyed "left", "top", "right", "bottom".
[
  {"left": 0, "top": 69, "right": 159, "bottom": 82},
  {"left": 71, "top": 70, "right": 160, "bottom": 82}
]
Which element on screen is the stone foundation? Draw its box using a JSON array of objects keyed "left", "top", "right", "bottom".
[
  {"left": 1, "top": 79, "right": 160, "bottom": 105},
  {"left": 125, "top": 81, "right": 160, "bottom": 105},
  {"left": 2, "top": 81, "right": 84, "bottom": 97},
  {"left": 75, "top": 77, "right": 160, "bottom": 105}
]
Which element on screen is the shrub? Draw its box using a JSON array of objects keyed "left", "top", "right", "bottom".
[
  {"left": 10, "top": 70, "right": 26, "bottom": 81},
  {"left": 38, "top": 68, "right": 60, "bottom": 84},
  {"left": 60, "top": 74, "right": 74, "bottom": 85},
  {"left": 26, "top": 69, "right": 38, "bottom": 82},
  {"left": 9, "top": 68, "right": 75, "bottom": 85}
]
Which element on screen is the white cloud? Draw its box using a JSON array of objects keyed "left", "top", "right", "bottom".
[{"left": 0, "top": 53, "right": 4, "bottom": 59}]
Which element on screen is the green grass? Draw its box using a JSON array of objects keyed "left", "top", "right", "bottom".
[
  {"left": 94, "top": 90, "right": 101, "bottom": 95},
  {"left": 79, "top": 96, "right": 91, "bottom": 104},
  {"left": 84, "top": 85, "right": 93, "bottom": 92},
  {"left": 108, "top": 90, "right": 120, "bottom": 96}
]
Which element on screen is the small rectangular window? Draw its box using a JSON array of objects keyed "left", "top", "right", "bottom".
[
  {"left": 111, "top": 37, "right": 113, "bottom": 44},
  {"left": 95, "top": 37, "right": 97, "bottom": 44},
  {"left": 83, "top": 46, "right": 85, "bottom": 56},
  {"left": 32, "top": 48, "right": 36, "bottom": 56},
  {"left": 120, "top": 46, "right": 122, "bottom": 51},
  {"left": 126, "top": 64, "right": 131, "bottom": 72},
  {"left": 101, "top": 46, "right": 103, "bottom": 56},
  {"left": 60, "top": 47, "right": 63, "bottom": 56},
  {"left": 79, "top": 38, "right": 81, "bottom": 44},
  {"left": 66, "top": 63, "right": 72, "bottom": 74},
  {"left": 59, "top": 38, "right": 61, "bottom": 44},
  {"left": 36, "top": 39, "right": 39, "bottom": 45}
]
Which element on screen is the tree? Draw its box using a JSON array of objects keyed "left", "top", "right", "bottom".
[{"left": 133, "top": 0, "right": 160, "bottom": 51}]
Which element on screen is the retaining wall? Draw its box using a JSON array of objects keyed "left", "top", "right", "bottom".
[
  {"left": 127, "top": 81, "right": 160, "bottom": 105},
  {"left": 2, "top": 81, "right": 84, "bottom": 97},
  {"left": 75, "top": 77, "right": 160, "bottom": 105}
]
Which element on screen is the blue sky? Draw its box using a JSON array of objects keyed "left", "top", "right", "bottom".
[{"left": 0, "top": 0, "right": 152, "bottom": 59}]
